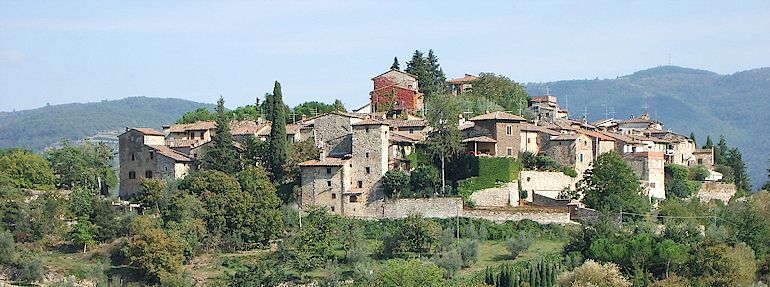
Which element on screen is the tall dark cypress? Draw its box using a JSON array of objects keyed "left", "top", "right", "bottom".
[
  {"left": 202, "top": 97, "right": 240, "bottom": 174},
  {"left": 267, "top": 81, "right": 288, "bottom": 182},
  {"left": 426, "top": 49, "right": 447, "bottom": 96},
  {"left": 703, "top": 135, "right": 714, "bottom": 149}
]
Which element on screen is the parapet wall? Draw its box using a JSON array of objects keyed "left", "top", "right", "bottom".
[
  {"left": 364, "top": 197, "right": 572, "bottom": 224},
  {"left": 697, "top": 182, "right": 736, "bottom": 203},
  {"left": 470, "top": 182, "right": 519, "bottom": 207},
  {"left": 519, "top": 171, "right": 577, "bottom": 201}
]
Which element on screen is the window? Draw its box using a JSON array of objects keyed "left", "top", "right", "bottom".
[
  {"left": 128, "top": 171, "right": 136, "bottom": 179},
  {"left": 357, "top": 181, "right": 363, "bottom": 188},
  {"left": 698, "top": 159, "right": 703, "bottom": 164},
  {"left": 145, "top": 171, "right": 153, "bottom": 178},
  {"left": 331, "top": 206, "right": 335, "bottom": 212},
  {"left": 327, "top": 180, "right": 332, "bottom": 187},
  {"left": 506, "top": 125, "right": 513, "bottom": 135},
  {"left": 365, "top": 152, "right": 370, "bottom": 158},
  {"left": 350, "top": 195, "right": 358, "bottom": 203},
  {"left": 527, "top": 138, "right": 531, "bottom": 144},
  {"left": 409, "top": 129, "right": 414, "bottom": 134},
  {"left": 331, "top": 193, "right": 336, "bottom": 199},
  {"left": 650, "top": 182, "right": 656, "bottom": 188},
  {"left": 365, "top": 127, "right": 369, "bottom": 133},
  {"left": 506, "top": 147, "right": 513, "bottom": 156},
  {"left": 200, "top": 132, "right": 205, "bottom": 139},
  {"left": 149, "top": 152, "right": 154, "bottom": 159},
  {"left": 326, "top": 167, "right": 332, "bottom": 174},
  {"left": 365, "top": 167, "right": 371, "bottom": 174},
  {"left": 579, "top": 154, "right": 584, "bottom": 162},
  {"left": 131, "top": 153, "right": 135, "bottom": 161}
]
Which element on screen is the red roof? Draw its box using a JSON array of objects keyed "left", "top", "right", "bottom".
[
  {"left": 462, "top": 136, "right": 497, "bottom": 143},
  {"left": 469, "top": 111, "right": 526, "bottom": 122},
  {"left": 371, "top": 69, "right": 418, "bottom": 81},
  {"left": 298, "top": 158, "right": 348, "bottom": 167},
  {"left": 447, "top": 74, "right": 478, "bottom": 84},
  {"left": 148, "top": 145, "right": 193, "bottom": 162},
  {"left": 352, "top": 118, "right": 388, "bottom": 126}
]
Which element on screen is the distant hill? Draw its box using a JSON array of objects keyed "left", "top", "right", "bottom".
[
  {"left": 0, "top": 97, "right": 214, "bottom": 151},
  {"left": 526, "top": 66, "right": 770, "bottom": 189}
]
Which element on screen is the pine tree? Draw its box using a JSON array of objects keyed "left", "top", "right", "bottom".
[
  {"left": 201, "top": 97, "right": 241, "bottom": 174},
  {"left": 406, "top": 50, "right": 431, "bottom": 94},
  {"left": 703, "top": 135, "right": 714, "bottom": 149},
  {"left": 267, "top": 81, "right": 288, "bottom": 182},
  {"left": 390, "top": 57, "right": 400, "bottom": 70},
  {"left": 425, "top": 49, "right": 447, "bottom": 96}
]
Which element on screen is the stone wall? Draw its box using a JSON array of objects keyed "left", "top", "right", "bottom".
[
  {"left": 469, "top": 182, "right": 519, "bottom": 207},
  {"left": 532, "top": 193, "right": 571, "bottom": 208},
  {"left": 314, "top": 114, "right": 356, "bottom": 156},
  {"left": 519, "top": 171, "right": 577, "bottom": 202},
  {"left": 697, "top": 182, "right": 736, "bottom": 204},
  {"left": 363, "top": 197, "right": 572, "bottom": 224}
]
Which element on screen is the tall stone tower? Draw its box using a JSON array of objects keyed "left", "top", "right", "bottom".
[{"left": 348, "top": 119, "right": 390, "bottom": 216}]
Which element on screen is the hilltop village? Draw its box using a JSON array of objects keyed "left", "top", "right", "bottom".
[{"left": 120, "top": 68, "right": 734, "bottom": 223}]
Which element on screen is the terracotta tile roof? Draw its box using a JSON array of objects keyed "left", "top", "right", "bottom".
[
  {"left": 599, "top": 131, "right": 642, "bottom": 144},
  {"left": 469, "top": 111, "right": 526, "bottom": 122},
  {"left": 169, "top": 121, "right": 217, "bottom": 133},
  {"left": 229, "top": 120, "right": 270, "bottom": 136},
  {"left": 459, "top": 121, "right": 475, "bottom": 131},
  {"left": 371, "top": 68, "right": 418, "bottom": 81},
  {"left": 550, "top": 134, "right": 581, "bottom": 141},
  {"left": 383, "top": 119, "right": 427, "bottom": 128},
  {"left": 370, "top": 84, "right": 421, "bottom": 94},
  {"left": 520, "top": 124, "right": 561, "bottom": 136},
  {"left": 298, "top": 157, "right": 348, "bottom": 167},
  {"left": 693, "top": 148, "right": 713, "bottom": 154},
  {"left": 529, "top": 95, "right": 557, "bottom": 103},
  {"left": 390, "top": 131, "right": 425, "bottom": 143},
  {"left": 166, "top": 139, "right": 199, "bottom": 148},
  {"left": 130, "top": 128, "right": 165, "bottom": 136},
  {"left": 352, "top": 118, "right": 389, "bottom": 126},
  {"left": 577, "top": 130, "right": 614, "bottom": 141},
  {"left": 148, "top": 145, "right": 193, "bottom": 162},
  {"left": 462, "top": 136, "right": 497, "bottom": 143},
  {"left": 447, "top": 74, "right": 478, "bottom": 84}
]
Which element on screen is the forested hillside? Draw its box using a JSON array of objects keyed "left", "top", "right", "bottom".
[
  {"left": 526, "top": 66, "right": 770, "bottom": 188},
  {"left": 0, "top": 97, "right": 214, "bottom": 151}
]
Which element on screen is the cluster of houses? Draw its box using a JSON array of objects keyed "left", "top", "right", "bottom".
[{"left": 118, "top": 68, "right": 720, "bottom": 218}]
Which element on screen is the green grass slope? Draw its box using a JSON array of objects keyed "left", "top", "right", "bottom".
[{"left": 526, "top": 66, "right": 770, "bottom": 189}]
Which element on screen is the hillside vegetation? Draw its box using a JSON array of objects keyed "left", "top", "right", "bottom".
[
  {"left": 526, "top": 66, "right": 770, "bottom": 188},
  {"left": 0, "top": 97, "right": 214, "bottom": 151}
]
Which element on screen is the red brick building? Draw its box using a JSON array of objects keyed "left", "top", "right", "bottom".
[{"left": 369, "top": 69, "right": 424, "bottom": 114}]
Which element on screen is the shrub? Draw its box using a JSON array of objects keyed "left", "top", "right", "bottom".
[
  {"left": 382, "top": 170, "right": 410, "bottom": 199},
  {"left": 506, "top": 231, "right": 532, "bottom": 259},
  {"left": 459, "top": 240, "right": 479, "bottom": 267},
  {"left": 13, "top": 255, "right": 44, "bottom": 283},
  {"left": 688, "top": 164, "right": 710, "bottom": 181},
  {"left": 431, "top": 249, "right": 462, "bottom": 278},
  {"left": 557, "top": 260, "right": 631, "bottom": 287}
]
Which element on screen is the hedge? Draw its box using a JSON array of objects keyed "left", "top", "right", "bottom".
[{"left": 457, "top": 157, "right": 519, "bottom": 199}]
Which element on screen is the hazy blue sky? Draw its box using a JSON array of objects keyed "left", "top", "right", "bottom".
[{"left": 1, "top": 1, "right": 769, "bottom": 111}]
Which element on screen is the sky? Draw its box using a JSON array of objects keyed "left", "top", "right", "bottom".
[{"left": 1, "top": 1, "right": 769, "bottom": 112}]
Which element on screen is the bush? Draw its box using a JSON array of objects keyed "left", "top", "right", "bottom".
[
  {"left": 688, "top": 164, "right": 710, "bottom": 181},
  {"left": 459, "top": 240, "right": 479, "bottom": 267},
  {"left": 13, "top": 255, "right": 44, "bottom": 283},
  {"left": 373, "top": 259, "right": 445, "bottom": 286},
  {"left": 382, "top": 170, "right": 410, "bottom": 199},
  {"left": 506, "top": 231, "right": 532, "bottom": 259},
  {"left": 431, "top": 249, "right": 462, "bottom": 278},
  {"left": 557, "top": 260, "right": 631, "bottom": 287},
  {"left": 458, "top": 157, "right": 519, "bottom": 198}
]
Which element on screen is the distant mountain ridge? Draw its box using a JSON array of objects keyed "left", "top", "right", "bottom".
[
  {"left": 0, "top": 97, "right": 215, "bottom": 151},
  {"left": 526, "top": 65, "right": 770, "bottom": 188}
]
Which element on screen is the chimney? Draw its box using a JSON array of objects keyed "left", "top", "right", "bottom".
[{"left": 319, "top": 146, "right": 326, "bottom": 162}]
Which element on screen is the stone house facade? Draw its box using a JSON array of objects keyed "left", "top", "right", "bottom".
[
  {"left": 118, "top": 128, "right": 192, "bottom": 198},
  {"left": 625, "top": 151, "right": 666, "bottom": 200},
  {"left": 369, "top": 69, "right": 424, "bottom": 114},
  {"left": 463, "top": 111, "right": 528, "bottom": 156}
]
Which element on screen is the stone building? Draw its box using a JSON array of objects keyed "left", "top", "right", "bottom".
[
  {"left": 625, "top": 151, "right": 666, "bottom": 200},
  {"left": 298, "top": 118, "right": 390, "bottom": 217},
  {"left": 369, "top": 69, "right": 424, "bottom": 114},
  {"left": 447, "top": 74, "right": 478, "bottom": 96},
  {"left": 118, "top": 128, "right": 192, "bottom": 198},
  {"left": 462, "top": 111, "right": 528, "bottom": 156},
  {"left": 544, "top": 133, "right": 594, "bottom": 175},
  {"left": 529, "top": 95, "right": 568, "bottom": 122},
  {"left": 693, "top": 148, "right": 715, "bottom": 169}
]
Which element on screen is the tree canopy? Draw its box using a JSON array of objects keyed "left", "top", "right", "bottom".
[{"left": 579, "top": 151, "right": 651, "bottom": 215}]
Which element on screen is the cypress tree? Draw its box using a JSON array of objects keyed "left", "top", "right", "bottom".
[
  {"left": 703, "top": 135, "right": 714, "bottom": 149},
  {"left": 267, "top": 81, "right": 288, "bottom": 182},
  {"left": 390, "top": 57, "right": 400, "bottom": 70},
  {"left": 689, "top": 132, "right": 697, "bottom": 147},
  {"left": 263, "top": 93, "right": 275, "bottom": 121},
  {"left": 201, "top": 97, "right": 240, "bottom": 174},
  {"left": 715, "top": 135, "right": 729, "bottom": 164},
  {"left": 728, "top": 147, "right": 751, "bottom": 193}
]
